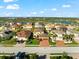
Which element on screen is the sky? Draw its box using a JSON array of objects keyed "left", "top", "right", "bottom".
[{"left": 0, "top": 0, "right": 79, "bottom": 17}]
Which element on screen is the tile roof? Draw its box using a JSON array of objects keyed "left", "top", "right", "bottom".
[
  {"left": 17, "top": 30, "right": 31, "bottom": 38},
  {"left": 34, "top": 28, "right": 44, "bottom": 32}
]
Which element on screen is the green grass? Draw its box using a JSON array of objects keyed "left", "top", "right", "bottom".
[
  {"left": 0, "top": 39, "right": 16, "bottom": 47},
  {"left": 0, "top": 53, "right": 14, "bottom": 56},
  {"left": 50, "top": 53, "right": 63, "bottom": 55},
  {"left": 49, "top": 39, "right": 79, "bottom": 47},
  {"left": 49, "top": 40, "right": 56, "bottom": 46},
  {"left": 50, "top": 56, "right": 59, "bottom": 59},
  {"left": 26, "top": 39, "right": 39, "bottom": 45},
  {"left": 25, "top": 45, "right": 39, "bottom": 47},
  {"left": 65, "top": 40, "right": 79, "bottom": 47}
]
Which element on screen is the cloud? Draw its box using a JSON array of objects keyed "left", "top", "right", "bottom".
[
  {"left": 40, "top": 11, "right": 44, "bottom": 14},
  {"left": 0, "top": 6, "right": 4, "bottom": 9},
  {"left": 6, "top": 4, "right": 20, "bottom": 10},
  {"left": 31, "top": 12, "right": 37, "bottom": 15},
  {"left": 3, "top": 0, "right": 17, "bottom": 2},
  {"left": 51, "top": 8, "right": 57, "bottom": 11},
  {"left": 26, "top": 14, "right": 31, "bottom": 17},
  {"left": 62, "top": 4, "right": 71, "bottom": 8},
  {"left": 44, "top": 9, "right": 48, "bottom": 11}
]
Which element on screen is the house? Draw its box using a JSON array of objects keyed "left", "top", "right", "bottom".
[
  {"left": 16, "top": 30, "right": 31, "bottom": 41},
  {"left": 33, "top": 28, "right": 44, "bottom": 38},
  {"left": 0, "top": 30, "right": 13, "bottom": 40},
  {"left": 0, "top": 32, "right": 4, "bottom": 37},
  {"left": 49, "top": 30, "right": 64, "bottom": 42},
  {"left": 0, "top": 26, "right": 4, "bottom": 31},
  {"left": 39, "top": 33, "right": 49, "bottom": 47},
  {"left": 45, "top": 23, "right": 55, "bottom": 32},
  {"left": 55, "top": 25, "right": 67, "bottom": 32},
  {"left": 34, "top": 22, "right": 44, "bottom": 28},
  {"left": 0, "top": 26, "right": 7, "bottom": 31},
  {"left": 66, "top": 25, "right": 75, "bottom": 30},
  {"left": 10, "top": 23, "right": 22, "bottom": 31},
  {"left": 22, "top": 23, "right": 32, "bottom": 30},
  {"left": 16, "top": 22, "right": 22, "bottom": 25},
  {"left": 38, "top": 33, "right": 49, "bottom": 40},
  {"left": 50, "top": 33, "right": 57, "bottom": 42},
  {"left": 56, "top": 34, "right": 63, "bottom": 41}
]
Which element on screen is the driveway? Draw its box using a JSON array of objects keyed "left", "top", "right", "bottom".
[{"left": 40, "top": 40, "right": 49, "bottom": 47}]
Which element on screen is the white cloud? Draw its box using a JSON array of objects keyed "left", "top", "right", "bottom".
[
  {"left": 44, "top": 9, "right": 48, "bottom": 11},
  {"left": 6, "top": 4, "right": 20, "bottom": 10},
  {"left": 27, "top": 14, "right": 31, "bottom": 17},
  {"left": 62, "top": 4, "right": 71, "bottom": 8},
  {"left": 51, "top": 8, "right": 57, "bottom": 11},
  {"left": 40, "top": 11, "right": 44, "bottom": 14},
  {"left": 3, "top": 0, "right": 17, "bottom": 2},
  {"left": 31, "top": 12, "right": 37, "bottom": 15},
  {"left": 0, "top": 6, "right": 4, "bottom": 9}
]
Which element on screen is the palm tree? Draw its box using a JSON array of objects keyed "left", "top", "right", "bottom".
[
  {"left": 69, "top": 34, "right": 74, "bottom": 41},
  {"left": 62, "top": 34, "right": 74, "bottom": 42},
  {"left": 62, "top": 34, "right": 69, "bottom": 41},
  {"left": 51, "top": 32, "right": 58, "bottom": 41}
]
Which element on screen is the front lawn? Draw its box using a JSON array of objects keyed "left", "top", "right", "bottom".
[
  {"left": 65, "top": 40, "right": 79, "bottom": 47},
  {"left": 49, "top": 39, "right": 79, "bottom": 47},
  {"left": 0, "top": 38, "right": 17, "bottom": 47},
  {"left": 26, "top": 39, "right": 39, "bottom": 45},
  {"left": 0, "top": 53, "right": 15, "bottom": 56},
  {"left": 49, "top": 40, "right": 56, "bottom": 47}
]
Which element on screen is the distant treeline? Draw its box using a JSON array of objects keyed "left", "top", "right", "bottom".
[{"left": 0, "top": 17, "right": 79, "bottom": 24}]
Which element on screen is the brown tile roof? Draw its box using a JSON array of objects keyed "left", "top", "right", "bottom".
[
  {"left": 17, "top": 30, "right": 31, "bottom": 38},
  {"left": 38, "top": 33, "right": 49, "bottom": 40},
  {"left": 39, "top": 33, "right": 48, "bottom": 37},
  {"left": 45, "top": 24, "right": 55, "bottom": 28},
  {"left": 34, "top": 28, "right": 44, "bottom": 32},
  {"left": 12, "top": 24, "right": 21, "bottom": 28},
  {"left": 24, "top": 24, "right": 32, "bottom": 27}
]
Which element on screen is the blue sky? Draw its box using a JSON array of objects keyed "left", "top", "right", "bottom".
[{"left": 0, "top": 0, "right": 79, "bottom": 17}]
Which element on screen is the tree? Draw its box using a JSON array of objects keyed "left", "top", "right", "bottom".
[
  {"left": 62, "top": 34, "right": 74, "bottom": 42},
  {"left": 62, "top": 34, "right": 69, "bottom": 41},
  {"left": 69, "top": 34, "right": 74, "bottom": 41},
  {"left": 51, "top": 32, "right": 58, "bottom": 41}
]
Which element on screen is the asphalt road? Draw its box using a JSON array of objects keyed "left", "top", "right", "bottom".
[{"left": 0, "top": 47, "right": 79, "bottom": 54}]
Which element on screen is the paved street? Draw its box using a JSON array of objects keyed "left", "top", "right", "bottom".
[{"left": 0, "top": 47, "right": 79, "bottom": 54}]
